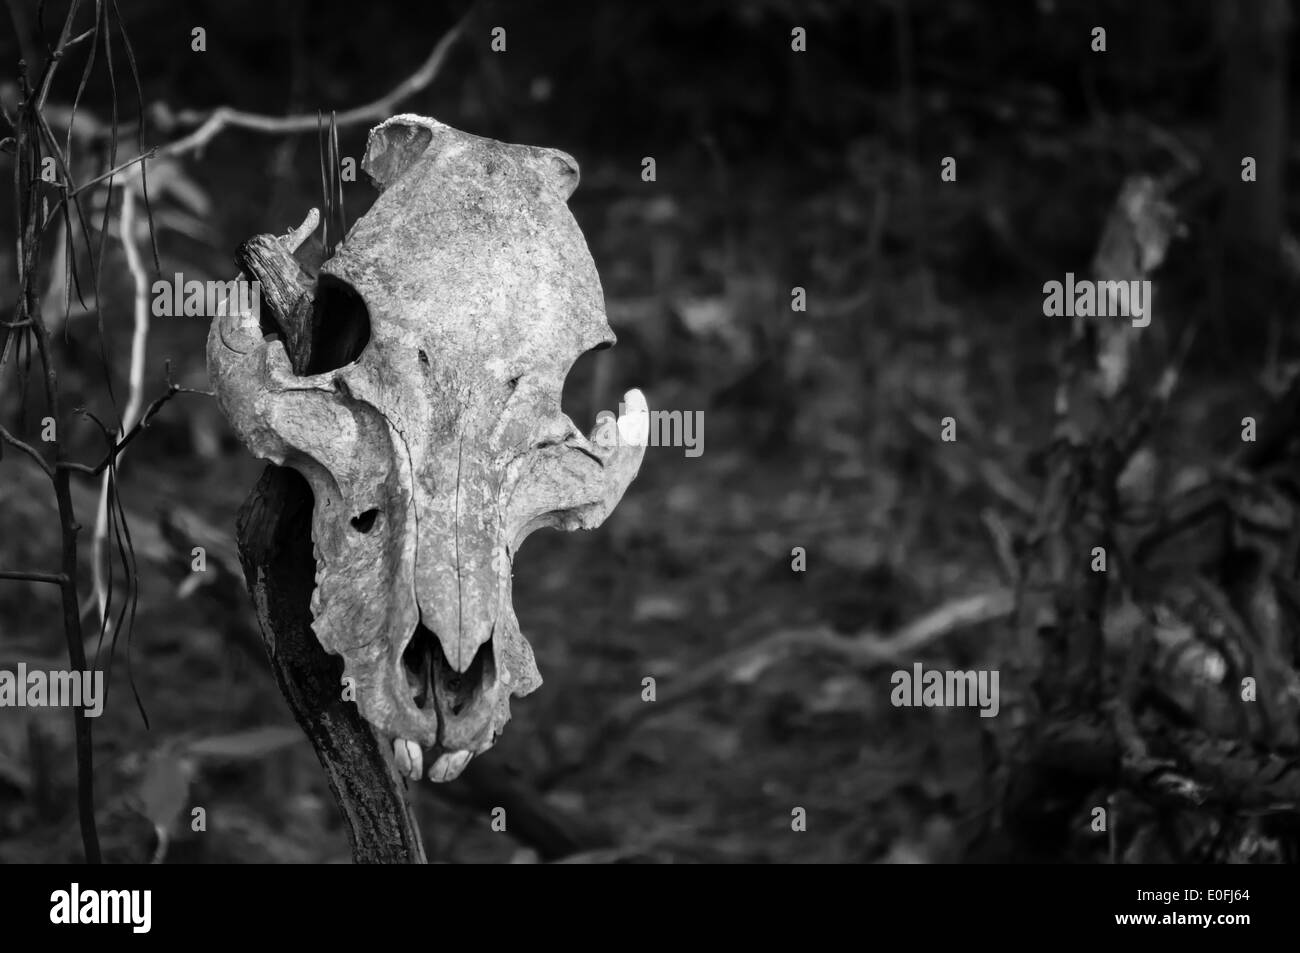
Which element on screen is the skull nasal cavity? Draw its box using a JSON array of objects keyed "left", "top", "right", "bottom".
[
  {"left": 436, "top": 639, "right": 495, "bottom": 716},
  {"left": 307, "top": 273, "right": 370, "bottom": 373},
  {"left": 350, "top": 508, "right": 380, "bottom": 533},
  {"left": 402, "top": 626, "right": 495, "bottom": 716}
]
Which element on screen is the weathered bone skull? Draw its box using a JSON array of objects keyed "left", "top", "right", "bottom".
[{"left": 207, "top": 115, "right": 646, "bottom": 782}]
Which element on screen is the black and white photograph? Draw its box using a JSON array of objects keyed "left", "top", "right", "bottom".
[{"left": 0, "top": 0, "right": 1293, "bottom": 926}]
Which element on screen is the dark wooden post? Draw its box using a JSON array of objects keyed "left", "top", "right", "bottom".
[{"left": 231, "top": 229, "right": 426, "bottom": 863}]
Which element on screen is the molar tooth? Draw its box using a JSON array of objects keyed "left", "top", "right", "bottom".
[
  {"left": 394, "top": 738, "right": 423, "bottom": 780},
  {"left": 427, "top": 749, "right": 472, "bottom": 783}
]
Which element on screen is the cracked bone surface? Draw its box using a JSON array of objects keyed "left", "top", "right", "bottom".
[
  {"left": 394, "top": 738, "right": 423, "bottom": 781},
  {"left": 208, "top": 115, "right": 646, "bottom": 778},
  {"left": 427, "top": 749, "right": 473, "bottom": 784}
]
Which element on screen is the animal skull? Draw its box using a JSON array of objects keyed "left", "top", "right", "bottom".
[{"left": 208, "top": 115, "right": 647, "bottom": 782}]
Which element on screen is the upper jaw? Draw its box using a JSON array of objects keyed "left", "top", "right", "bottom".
[{"left": 383, "top": 608, "right": 538, "bottom": 782}]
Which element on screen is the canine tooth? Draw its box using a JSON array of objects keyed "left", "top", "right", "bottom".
[
  {"left": 616, "top": 388, "right": 649, "bottom": 447},
  {"left": 394, "top": 738, "right": 422, "bottom": 780},
  {"left": 427, "top": 749, "right": 472, "bottom": 783}
]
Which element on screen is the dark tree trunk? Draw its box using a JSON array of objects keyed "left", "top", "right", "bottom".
[{"left": 236, "top": 465, "right": 428, "bottom": 863}]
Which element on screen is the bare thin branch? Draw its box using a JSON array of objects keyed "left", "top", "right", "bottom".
[
  {"left": 0, "top": 422, "right": 53, "bottom": 476},
  {"left": 543, "top": 589, "right": 1016, "bottom": 788},
  {"left": 6, "top": 0, "right": 102, "bottom": 868},
  {"left": 63, "top": 148, "right": 154, "bottom": 201},
  {"left": 157, "top": 11, "right": 469, "bottom": 158},
  {"left": 0, "top": 569, "right": 66, "bottom": 584},
  {"left": 60, "top": 382, "right": 187, "bottom": 478},
  {"left": 91, "top": 183, "right": 151, "bottom": 624}
]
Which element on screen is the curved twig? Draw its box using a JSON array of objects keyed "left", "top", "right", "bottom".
[{"left": 157, "top": 10, "right": 471, "bottom": 158}]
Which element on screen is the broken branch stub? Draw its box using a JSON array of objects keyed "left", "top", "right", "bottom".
[{"left": 209, "top": 115, "right": 647, "bottom": 782}]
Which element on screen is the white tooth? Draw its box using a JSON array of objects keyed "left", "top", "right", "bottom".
[
  {"left": 616, "top": 388, "right": 649, "bottom": 447},
  {"left": 427, "top": 749, "right": 472, "bottom": 783},
  {"left": 405, "top": 741, "right": 424, "bottom": 780},
  {"left": 393, "top": 739, "right": 422, "bottom": 780}
]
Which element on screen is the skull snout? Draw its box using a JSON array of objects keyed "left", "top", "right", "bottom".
[{"left": 397, "top": 617, "right": 503, "bottom": 753}]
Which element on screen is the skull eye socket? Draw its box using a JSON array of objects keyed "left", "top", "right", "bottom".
[
  {"left": 308, "top": 273, "right": 371, "bottom": 374},
  {"left": 350, "top": 508, "right": 380, "bottom": 533}
]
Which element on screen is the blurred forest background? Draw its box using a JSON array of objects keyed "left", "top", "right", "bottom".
[{"left": 3, "top": 0, "right": 1300, "bottom": 863}]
